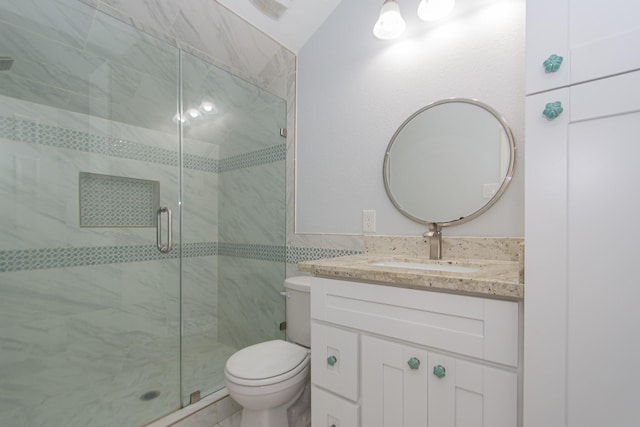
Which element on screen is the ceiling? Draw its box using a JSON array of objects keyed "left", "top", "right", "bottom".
[{"left": 216, "top": 0, "right": 344, "bottom": 53}]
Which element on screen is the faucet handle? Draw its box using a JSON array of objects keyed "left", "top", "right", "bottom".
[
  {"left": 423, "top": 223, "right": 442, "bottom": 237},
  {"left": 424, "top": 223, "right": 443, "bottom": 260}
]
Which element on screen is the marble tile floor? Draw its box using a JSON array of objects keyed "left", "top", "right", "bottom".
[
  {"left": 167, "top": 395, "right": 242, "bottom": 427},
  {"left": 0, "top": 338, "right": 237, "bottom": 427},
  {"left": 212, "top": 411, "right": 241, "bottom": 427}
]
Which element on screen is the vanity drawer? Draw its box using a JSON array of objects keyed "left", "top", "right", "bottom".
[
  {"left": 311, "top": 277, "right": 519, "bottom": 367},
  {"left": 311, "top": 322, "right": 359, "bottom": 401},
  {"left": 312, "top": 385, "right": 359, "bottom": 427}
]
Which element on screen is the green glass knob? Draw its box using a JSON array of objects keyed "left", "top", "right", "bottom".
[
  {"left": 408, "top": 357, "right": 421, "bottom": 370},
  {"left": 543, "top": 54, "right": 564, "bottom": 72},
  {"left": 543, "top": 101, "right": 564, "bottom": 120},
  {"left": 433, "top": 365, "right": 446, "bottom": 379},
  {"left": 327, "top": 355, "right": 337, "bottom": 366}
]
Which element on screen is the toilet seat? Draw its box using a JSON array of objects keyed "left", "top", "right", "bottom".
[{"left": 225, "top": 340, "right": 310, "bottom": 387}]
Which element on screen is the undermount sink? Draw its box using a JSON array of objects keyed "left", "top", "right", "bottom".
[{"left": 372, "top": 261, "right": 479, "bottom": 274}]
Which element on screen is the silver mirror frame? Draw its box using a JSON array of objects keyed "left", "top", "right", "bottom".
[{"left": 383, "top": 98, "right": 516, "bottom": 228}]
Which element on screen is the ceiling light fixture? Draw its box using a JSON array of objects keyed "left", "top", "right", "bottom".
[
  {"left": 373, "top": 0, "right": 406, "bottom": 40},
  {"left": 199, "top": 100, "right": 218, "bottom": 114},
  {"left": 373, "top": 0, "right": 456, "bottom": 40},
  {"left": 186, "top": 108, "right": 203, "bottom": 120},
  {"left": 173, "top": 113, "right": 188, "bottom": 124},
  {"left": 417, "top": 0, "right": 455, "bottom": 22}
]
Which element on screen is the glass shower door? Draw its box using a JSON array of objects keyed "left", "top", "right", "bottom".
[
  {"left": 180, "top": 51, "right": 288, "bottom": 403},
  {"left": 0, "top": 1, "right": 182, "bottom": 425}
]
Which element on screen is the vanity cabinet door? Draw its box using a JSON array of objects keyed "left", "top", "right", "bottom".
[
  {"left": 361, "top": 335, "right": 429, "bottom": 427},
  {"left": 526, "top": 0, "right": 640, "bottom": 94},
  {"left": 362, "top": 335, "right": 518, "bottom": 427},
  {"left": 428, "top": 353, "right": 518, "bottom": 427}
]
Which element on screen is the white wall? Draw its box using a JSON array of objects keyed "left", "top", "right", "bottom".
[{"left": 296, "top": 0, "right": 525, "bottom": 236}]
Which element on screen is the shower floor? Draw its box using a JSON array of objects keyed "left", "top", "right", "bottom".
[
  {"left": 181, "top": 337, "right": 238, "bottom": 404},
  {"left": 1, "top": 338, "right": 237, "bottom": 427}
]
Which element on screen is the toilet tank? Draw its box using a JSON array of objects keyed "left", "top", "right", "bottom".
[{"left": 284, "top": 276, "right": 311, "bottom": 347}]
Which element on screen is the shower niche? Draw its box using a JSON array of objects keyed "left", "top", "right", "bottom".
[{"left": 79, "top": 172, "right": 160, "bottom": 228}]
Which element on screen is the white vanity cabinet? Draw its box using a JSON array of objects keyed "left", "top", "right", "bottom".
[
  {"left": 361, "top": 336, "right": 517, "bottom": 427},
  {"left": 526, "top": 0, "right": 640, "bottom": 94},
  {"left": 310, "top": 277, "right": 521, "bottom": 427}
]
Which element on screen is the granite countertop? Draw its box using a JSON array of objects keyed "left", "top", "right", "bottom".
[{"left": 298, "top": 253, "right": 523, "bottom": 299}]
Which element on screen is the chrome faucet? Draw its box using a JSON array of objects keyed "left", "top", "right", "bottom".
[{"left": 423, "top": 223, "right": 442, "bottom": 260}]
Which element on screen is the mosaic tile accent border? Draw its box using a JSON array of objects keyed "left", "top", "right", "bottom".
[
  {"left": 0, "top": 242, "right": 361, "bottom": 272},
  {"left": 0, "top": 244, "right": 172, "bottom": 273},
  {"left": 219, "top": 144, "right": 286, "bottom": 172},
  {"left": 181, "top": 242, "right": 218, "bottom": 258},
  {"left": 285, "top": 246, "right": 363, "bottom": 264},
  {"left": 184, "top": 152, "right": 218, "bottom": 173},
  {"left": 0, "top": 116, "right": 180, "bottom": 167},
  {"left": 0, "top": 116, "right": 284, "bottom": 174},
  {"left": 218, "top": 242, "right": 286, "bottom": 262},
  {"left": 0, "top": 242, "right": 215, "bottom": 273}
]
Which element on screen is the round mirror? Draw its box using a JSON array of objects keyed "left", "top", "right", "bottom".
[{"left": 383, "top": 98, "right": 516, "bottom": 227}]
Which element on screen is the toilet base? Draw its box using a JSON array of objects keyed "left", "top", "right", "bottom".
[
  {"left": 238, "top": 384, "right": 305, "bottom": 427},
  {"left": 239, "top": 406, "right": 288, "bottom": 427}
]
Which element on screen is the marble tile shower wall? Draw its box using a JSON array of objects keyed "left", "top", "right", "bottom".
[
  {"left": 0, "top": 94, "right": 289, "bottom": 425},
  {"left": 0, "top": 94, "right": 357, "bottom": 321},
  {"left": 0, "top": 93, "right": 201, "bottom": 425},
  {"left": 0, "top": 0, "right": 362, "bottom": 260},
  {"left": 77, "top": 0, "right": 296, "bottom": 100},
  {"left": 46, "top": 0, "right": 366, "bottom": 272}
]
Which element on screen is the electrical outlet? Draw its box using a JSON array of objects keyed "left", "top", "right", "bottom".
[
  {"left": 483, "top": 183, "right": 499, "bottom": 199},
  {"left": 363, "top": 210, "right": 376, "bottom": 233}
]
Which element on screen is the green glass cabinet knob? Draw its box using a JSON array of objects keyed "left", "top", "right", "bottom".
[
  {"left": 433, "top": 365, "right": 446, "bottom": 379},
  {"left": 543, "top": 54, "right": 564, "bottom": 72},
  {"left": 408, "top": 357, "right": 421, "bottom": 370},
  {"left": 543, "top": 101, "right": 564, "bottom": 120},
  {"left": 327, "top": 355, "right": 337, "bottom": 366}
]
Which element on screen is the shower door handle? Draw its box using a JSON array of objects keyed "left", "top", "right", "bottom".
[{"left": 156, "top": 207, "right": 173, "bottom": 254}]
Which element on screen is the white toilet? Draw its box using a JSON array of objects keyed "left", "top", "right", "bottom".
[{"left": 224, "top": 276, "right": 311, "bottom": 427}]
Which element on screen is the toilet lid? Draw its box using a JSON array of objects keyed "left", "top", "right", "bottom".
[{"left": 226, "top": 340, "right": 309, "bottom": 381}]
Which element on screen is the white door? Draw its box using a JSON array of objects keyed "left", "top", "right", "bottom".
[
  {"left": 428, "top": 353, "right": 517, "bottom": 427},
  {"left": 524, "top": 87, "right": 570, "bottom": 426},
  {"left": 566, "top": 77, "right": 640, "bottom": 426},
  {"left": 362, "top": 335, "right": 517, "bottom": 427},
  {"left": 361, "top": 335, "right": 429, "bottom": 427},
  {"left": 526, "top": 0, "right": 640, "bottom": 94},
  {"left": 525, "top": 71, "right": 640, "bottom": 427}
]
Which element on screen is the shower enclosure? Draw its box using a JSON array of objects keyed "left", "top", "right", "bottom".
[{"left": 0, "top": 1, "right": 286, "bottom": 425}]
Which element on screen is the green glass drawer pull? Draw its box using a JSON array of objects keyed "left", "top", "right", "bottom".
[
  {"left": 433, "top": 365, "right": 446, "bottom": 379},
  {"left": 327, "top": 355, "right": 337, "bottom": 366},
  {"left": 543, "top": 101, "right": 564, "bottom": 120},
  {"left": 408, "top": 357, "right": 421, "bottom": 370},
  {"left": 543, "top": 54, "right": 564, "bottom": 73}
]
